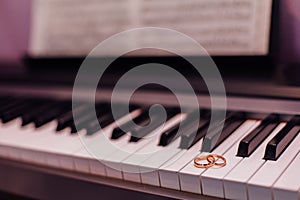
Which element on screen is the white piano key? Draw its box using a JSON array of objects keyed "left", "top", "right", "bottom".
[
  {"left": 105, "top": 114, "right": 183, "bottom": 180},
  {"left": 73, "top": 148, "right": 91, "bottom": 173},
  {"left": 0, "top": 119, "right": 86, "bottom": 169},
  {"left": 0, "top": 119, "right": 59, "bottom": 164},
  {"left": 223, "top": 122, "right": 286, "bottom": 200},
  {"left": 69, "top": 109, "right": 142, "bottom": 175},
  {"left": 19, "top": 126, "right": 76, "bottom": 167},
  {"left": 0, "top": 119, "right": 30, "bottom": 159},
  {"left": 247, "top": 128, "right": 300, "bottom": 200},
  {"left": 0, "top": 145, "right": 8, "bottom": 158},
  {"left": 178, "top": 120, "right": 258, "bottom": 194},
  {"left": 104, "top": 131, "right": 163, "bottom": 179},
  {"left": 69, "top": 125, "right": 138, "bottom": 176},
  {"left": 18, "top": 108, "right": 139, "bottom": 173},
  {"left": 73, "top": 142, "right": 110, "bottom": 176},
  {"left": 121, "top": 136, "right": 163, "bottom": 183},
  {"left": 89, "top": 135, "right": 133, "bottom": 176},
  {"left": 58, "top": 150, "right": 75, "bottom": 170},
  {"left": 70, "top": 130, "right": 121, "bottom": 174},
  {"left": 0, "top": 108, "right": 140, "bottom": 173},
  {"left": 54, "top": 131, "right": 85, "bottom": 170},
  {"left": 139, "top": 138, "right": 182, "bottom": 186},
  {"left": 40, "top": 131, "right": 87, "bottom": 169},
  {"left": 121, "top": 114, "right": 184, "bottom": 183},
  {"left": 273, "top": 152, "right": 300, "bottom": 200},
  {"left": 24, "top": 126, "right": 79, "bottom": 164},
  {"left": 158, "top": 138, "right": 203, "bottom": 190},
  {"left": 201, "top": 120, "right": 261, "bottom": 198},
  {"left": 89, "top": 158, "right": 107, "bottom": 177},
  {"left": 71, "top": 127, "right": 134, "bottom": 176},
  {"left": 72, "top": 127, "right": 122, "bottom": 174}
]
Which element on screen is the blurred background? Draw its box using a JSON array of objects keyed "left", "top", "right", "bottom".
[
  {"left": 0, "top": 0, "right": 31, "bottom": 64},
  {"left": 0, "top": 0, "right": 300, "bottom": 76}
]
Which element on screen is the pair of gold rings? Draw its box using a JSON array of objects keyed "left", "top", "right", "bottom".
[{"left": 194, "top": 154, "right": 226, "bottom": 168}]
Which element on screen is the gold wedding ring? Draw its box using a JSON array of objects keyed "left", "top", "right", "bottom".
[
  {"left": 209, "top": 154, "right": 226, "bottom": 167},
  {"left": 193, "top": 155, "right": 215, "bottom": 168},
  {"left": 193, "top": 154, "right": 226, "bottom": 169}
]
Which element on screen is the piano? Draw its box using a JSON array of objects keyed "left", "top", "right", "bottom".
[{"left": 1, "top": 0, "right": 300, "bottom": 199}]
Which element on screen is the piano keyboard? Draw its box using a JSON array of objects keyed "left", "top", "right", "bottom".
[{"left": 0, "top": 95, "right": 299, "bottom": 200}]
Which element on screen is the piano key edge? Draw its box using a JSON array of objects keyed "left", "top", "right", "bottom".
[{"left": 0, "top": 157, "right": 221, "bottom": 200}]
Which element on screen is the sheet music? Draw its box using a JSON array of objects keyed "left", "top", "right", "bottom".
[{"left": 29, "top": 0, "right": 273, "bottom": 57}]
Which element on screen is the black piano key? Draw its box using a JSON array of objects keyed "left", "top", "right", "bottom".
[
  {"left": 264, "top": 116, "right": 300, "bottom": 160},
  {"left": 129, "top": 117, "right": 164, "bottom": 142},
  {"left": 86, "top": 113, "right": 115, "bottom": 135},
  {"left": 0, "top": 95, "right": 14, "bottom": 105},
  {"left": 111, "top": 108, "right": 149, "bottom": 140},
  {"left": 95, "top": 103, "right": 110, "bottom": 116},
  {"left": 0, "top": 98, "right": 34, "bottom": 119},
  {"left": 237, "top": 114, "right": 280, "bottom": 157},
  {"left": 158, "top": 109, "right": 209, "bottom": 147},
  {"left": 158, "top": 109, "right": 208, "bottom": 147},
  {"left": 70, "top": 114, "right": 99, "bottom": 133},
  {"left": 179, "top": 118, "right": 210, "bottom": 149},
  {"left": 201, "top": 112, "right": 246, "bottom": 152},
  {"left": 175, "top": 110, "right": 211, "bottom": 148},
  {"left": 70, "top": 116, "right": 93, "bottom": 133},
  {"left": 159, "top": 123, "right": 180, "bottom": 146},
  {"left": 56, "top": 112, "right": 75, "bottom": 131},
  {"left": 86, "top": 104, "right": 140, "bottom": 135},
  {"left": 0, "top": 98, "right": 28, "bottom": 117},
  {"left": 129, "top": 107, "right": 180, "bottom": 142},
  {"left": 98, "top": 113, "right": 116, "bottom": 128},
  {"left": 34, "top": 101, "right": 73, "bottom": 128},
  {"left": 21, "top": 100, "right": 57, "bottom": 126},
  {"left": 70, "top": 103, "right": 110, "bottom": 133},
  {"left": 1, "top": 99, "right": 36, "bottom": 123},
  {"left": 72, "top": 103, "right": 138, "bottom": 134},
  {"left": 56, "top": 104, "right": 89, "bottom": 131},
  {"left": 70, "top": 124, "right": 77, "bottom": 134}
]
